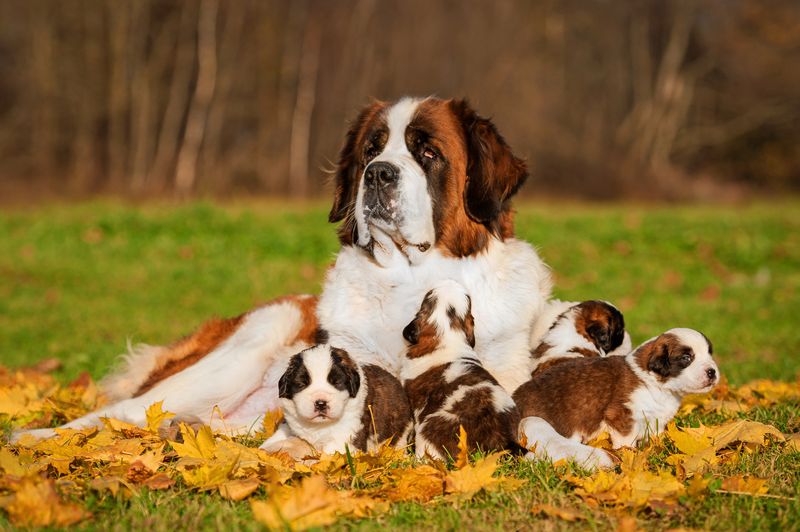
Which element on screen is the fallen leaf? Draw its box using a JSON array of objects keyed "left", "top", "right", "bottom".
[
  {"left": 145, "top": 401, "right": 175, "bottom": 434},
  {"left": 144, "top": 473, "right": 176, "bottom": 490},
  {"left": 219, "top": 478, "right": 260, "bottom": 501},
  {"left": 531, "top": 503, "right": 585, "bottom": 521},
  {"left": 720, "top": 475, "right": 769, "bottom": 495},
  {"left": 455, "top": 425, "right": 469, "bottom": 468},
  {"left": 5, "top": 478, "right": 90, "bottom": 526}
]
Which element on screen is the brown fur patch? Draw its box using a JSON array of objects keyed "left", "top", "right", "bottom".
[
  {"left": 513, "top": 356, "right": 642, "bottom": 441},
  {"left": 329, "top": 101, "right": 388, "bottom": 246},
  {"left": 328, "top": 98, "right": 526, "bottom": 257},
  {"left": 133, "top": 295, "right": 318, "bottom": 397},
  {"left": 571, "top": 300, "right": 626, "bottom": 354},
  {"left": 405, "top": 359, "right": 521, "bottom": 457},
  {"left": 633, "top": 332, "right": 694, "bottom": 382},
  {"left": 446, "top": 296, "right": 476, "bottom": 348},
  {"left": 351, "top": 364, "right": 413, "bottom": 451},
  {"left": 404, "top": 292, "right": 441, "bottom": 359}
]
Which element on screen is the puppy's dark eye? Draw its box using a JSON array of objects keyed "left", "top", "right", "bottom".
[{"left": 679, "top": 353, "right": 692, "bottom": 364}]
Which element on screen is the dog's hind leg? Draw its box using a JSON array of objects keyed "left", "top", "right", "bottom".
[
  {"left": 519, "top": 416, "right": 615, "bottom": 470},
  {"left": 12, "top": 299, "right": 315, "bottom": 443}
]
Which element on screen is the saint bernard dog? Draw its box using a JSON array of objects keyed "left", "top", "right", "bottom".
[
  {"left": 12, "top": 97, "right": 553, "bottom": 444},
  {"left": 401, "top": 281, "right": 526, "bottom": 459},
  {"left": 260, "top": 344, "right": 413, "bottom": 456},
  {"left": 515, "top": 328, "right": 719, "bottom": 469}
]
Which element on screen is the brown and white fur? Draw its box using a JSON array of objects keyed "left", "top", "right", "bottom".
[
  {"left": 402, "top": 281, "right": 525, "bottom": 460},
  {"left": 529, "top": 300, "right": 631, "bottom": 376},
  {"left": 515, "top": 328, "right": 719, "bottom": 469},
  {"left": 260, "top": 344, "right": 412, "bottom": 456},
  {"left": 12, "top": 97, "right": 551, "bottom": 443}
]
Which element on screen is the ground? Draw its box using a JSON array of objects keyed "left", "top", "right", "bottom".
[{"left": 0, "top": 200, "right": 798, "bottom": 530}]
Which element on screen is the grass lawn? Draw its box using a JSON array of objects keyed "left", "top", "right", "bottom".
[{"left": 0, "top": 200, "right": 798, "bottom": 530}]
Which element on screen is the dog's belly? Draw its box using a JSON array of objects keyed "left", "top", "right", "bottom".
[{"left": 222, "top": 357, "right": 289, "bottom": 426}]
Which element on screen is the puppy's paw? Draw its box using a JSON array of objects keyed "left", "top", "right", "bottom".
[
  {"left": 579, "top": 448, "right": 616, "bottom": 470},
  {"left": 260, "top": 436, "right": 315, "bottom": 460}
]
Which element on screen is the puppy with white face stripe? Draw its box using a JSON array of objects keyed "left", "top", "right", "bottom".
[
  {"left": 260, "top": 344, "right": 413, "bottom": 456},
  {"left": 515, "top": 328, "right": 719, "bottom": 469},
  {"left": 401, "top": 280, "right": 526, "bottom": 460},
  {"left": 529, "top": 300, "right": 632, "bottom": 376}
]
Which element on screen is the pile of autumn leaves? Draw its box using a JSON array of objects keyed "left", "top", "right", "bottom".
[{"left": 0, "top": 362, "right": 798, "bottom": 529}]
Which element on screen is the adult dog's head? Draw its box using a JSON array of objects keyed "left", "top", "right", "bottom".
[{"left": 329, "top": 97, "right": 528, "bottom": 258}]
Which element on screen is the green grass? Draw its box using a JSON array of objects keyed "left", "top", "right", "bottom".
[{"left": 1, "top": 200, "right": 799, "bottom": 530}]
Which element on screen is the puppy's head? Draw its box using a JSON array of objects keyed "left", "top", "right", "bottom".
[
  {"left": 278, "top": 345, "right": 361, "bottom": 425},
  {"left": 634, "top": 328, "right": 719, "bottom": 394},
  {"left": 403, "top": 280, "right": 475, "bottom": 358},
  {"left": 572, "top": 300, "right": 629, "bottom": 355}
]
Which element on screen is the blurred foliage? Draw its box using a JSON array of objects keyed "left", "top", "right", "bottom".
[{"left": 0, "top": 0, "right": 798, "bottom": 200}]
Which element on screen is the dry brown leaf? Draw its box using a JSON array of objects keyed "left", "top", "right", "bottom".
[
  {"left": 531, "top": 503, "right": 585, "bottom": 521},
  {"left": 143, "top": 473, "right": 176, "bottom": 490},
  {"left": 385, "top": 465, "right": 444, "bottom": 502}
]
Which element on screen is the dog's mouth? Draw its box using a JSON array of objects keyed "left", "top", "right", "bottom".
[{"left": 361, "top": 218, "right": 431, "bottom": 256}]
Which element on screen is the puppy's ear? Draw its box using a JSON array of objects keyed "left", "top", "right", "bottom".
[
  {"left": 330, "top": 347, "right": 360, "bottom": 398},
  {"left": 449, "top": 99, "right": 528, "bottom": 229},
  {"left": 403, "top": 319, "right": 420, "bottom": 345},
  {"left": 329, "top": 101, "right": 384, "bottom": 228},
  {"left": 647, "top": 343, "right": 672, "bottom": 378},
  {"left": 279, "top": 353, "right": 305, "bottom": 399}
]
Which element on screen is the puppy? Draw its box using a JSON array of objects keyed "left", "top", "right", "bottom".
[
  {"left": 515, "top": 328, "right": 719, "bottom": 466},
  {"left": 530, "top": 300, "right": 631, "bottom": 375},
  {"left": 401, "top": 280, "right": 525, "bottom": 460},
  {"left": 260, "top": 344, "right": 413, "bottom": 456}
]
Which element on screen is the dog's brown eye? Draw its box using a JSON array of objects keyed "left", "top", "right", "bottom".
[{"left": 423, "top": 148, "right": 437, "bottom": 160}]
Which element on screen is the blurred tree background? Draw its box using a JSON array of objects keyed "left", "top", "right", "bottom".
[{"left": 0, "top": 0, "right": 798, "bottom": 201}]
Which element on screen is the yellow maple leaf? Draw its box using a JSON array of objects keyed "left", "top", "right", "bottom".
[
  {"left": 250, "top": 475, "right": 382, "bottom": 530},
  {"left": 260, "top": 409, "right": 284, "bottom": 439},
  {"left": 170, "top": 422, "right": 216, "bottom": 460},
  {"left": 720, "top": 475, "right": 769, "bottom": 495},
  {"left": 5, "top": 478, "right": 90, "bottom": 527},
  {"left": 385, "top": 465, "right": 444, "bottom": 502},
  {"left": 455, "top": 425, "right": 469, "bottom": 468},
  {"left": 444, "top": 452, "right": 521, "bottom": 501},
  {"left": 586, "top": 431, "right": 613, "bottom": 450},
  {"left": 145, "top": 401, "right": 175, "bottom": 433},
  {"left": 0, "top": 447, "right": 27, "bottom": 477}
]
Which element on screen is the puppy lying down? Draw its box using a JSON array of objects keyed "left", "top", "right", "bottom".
[
  {"left": 401, "top": 281, "right": 526, "bottom": 459},
  {"left": 515, "top": 326, "right": 719, "bottom": 469},
  {"left": 260, "top": 344, "right": 413, "bottom": 456}
]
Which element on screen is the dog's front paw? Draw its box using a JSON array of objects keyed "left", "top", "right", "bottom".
[{"left": 579, "top": 448, "right": 616, "bottom": 470}]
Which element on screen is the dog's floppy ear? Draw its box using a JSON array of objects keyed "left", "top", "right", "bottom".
[
  {"left": 278, "top": 353, "right": 306, "bottom": 399},
  {"left": 330, "top": 347, "right": 360, "bottom": 398},
  {"left": 647, "top": 342, "right": 673, "bottom": 378},
  {"left": 329, "top": 101, "right": 384, "bottom": 225},
  {"left": 449, "top": 99, "right": 528, "bottom": 229}
]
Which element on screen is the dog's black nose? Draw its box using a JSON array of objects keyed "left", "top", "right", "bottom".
[
  {"left": 706, "top": 367, "right": 717, "bottom": 380},
  {"left": 364, "top": 162, "right": 399, "bottom": 186},
  {"left": 314, "top": 399, "right": 328, "bottom": 412}
]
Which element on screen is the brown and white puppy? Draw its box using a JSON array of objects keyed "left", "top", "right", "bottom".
[
  {"left": 530, "top": 300, "right": 631, "bottom": 376},
  {"left": 260, "top": 344, "right": 413, "bottom": 456},
  {"left": 401, "top": 280, "right": 525, "bottom": 460},
  {"left": 515, "top": 328, "right": 719, "bottom": 469}
]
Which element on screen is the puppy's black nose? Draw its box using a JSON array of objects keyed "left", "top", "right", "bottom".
[
  {"left": 314, "top": 399, "right": 328, "bottom": 412},
  {"left": 706, "top": 367, "right": 717, "bottom": 380},
  {"left": 364, "top": 162, "right": 398, "bottom": 186}
]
